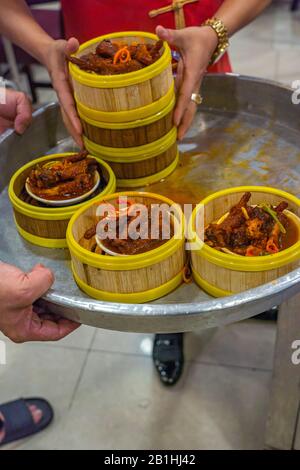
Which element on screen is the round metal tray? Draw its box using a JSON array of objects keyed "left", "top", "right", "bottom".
[{"left": 1, "top": 74, "right": 299, "bottom": 332}]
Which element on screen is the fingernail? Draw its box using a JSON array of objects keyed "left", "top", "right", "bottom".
[{"left": 36, "top": 263, "right": 45, "bottom": 268}]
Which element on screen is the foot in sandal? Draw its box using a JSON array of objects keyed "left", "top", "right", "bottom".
[{"left": 0, "top": 398, "right": 53, "bottom": 447}]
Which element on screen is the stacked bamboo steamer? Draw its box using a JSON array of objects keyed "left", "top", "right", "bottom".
[{"left": 69, "top": 31, "right": 178, "bottom": 188}]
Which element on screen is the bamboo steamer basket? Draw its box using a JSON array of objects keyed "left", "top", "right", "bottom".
[
  {"left": 76, "top": 84, "right": 175, "bottom": 148},
  {"left": 67, "top": 192, "right": 186, "bottom": 303},
  {"left": 188, "top": 186, "right": 300, "bottom": 297},
  {"left": 69, "top": 31, "right": 173, "bottom": 113},
  {"left": 84, "top": 127, "right": 179, "bottom": 188},
  {"left": 9, "top": 153, "right": 116, "bottom": 249}
]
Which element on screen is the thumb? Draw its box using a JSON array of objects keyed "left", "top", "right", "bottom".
[
  {"left": 156, "top": 25, "right": 183, "bottom": 48},
  {"left": 65, "top": 37, "right": 80, "bottom": 56},
  {"left": 14, "top": 92, "right": 32, "bottom": 135},
  {"left": 24, "top": 264, "right": 55, "bottom": 302}
]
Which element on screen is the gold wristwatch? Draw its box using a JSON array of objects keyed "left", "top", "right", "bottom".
[{"left": 202, "top": 17, "right": 229, "bottom": 65}]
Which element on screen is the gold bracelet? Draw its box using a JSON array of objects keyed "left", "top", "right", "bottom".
[{"left": 202, "top": 17, "right": 229, "bottom": 65}]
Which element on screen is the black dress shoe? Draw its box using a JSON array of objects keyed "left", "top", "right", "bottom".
[
  {"left": 254, "top": 306, "right": 278, "bottom": 321},
  {"left": 152, "top": 333, "right": 184, "bottom": 386}
]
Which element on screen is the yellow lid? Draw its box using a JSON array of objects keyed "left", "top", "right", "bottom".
[
  {"left": 84, "top": 127, "right": 177, "bottom": 163},
  {"left": 117, "top": 150, "right": 179, "bottom": 188},
  {"left": 72, "top": 264, "right": 184, "bottom": 303},
  {"left": 67, "top": 191, "right": 185, "bottom": 271},
  {"left": 77, "top": 87, "right": 175, "bottom": 129},
  {"left": 9, "top": 153, "right": 116, "bottom": 221},
  {"left": 69, "top": 31, "right": 172, "bottom": 89},
  {"left": 189, "top": 186, "right": 300, "bottom": 272}
]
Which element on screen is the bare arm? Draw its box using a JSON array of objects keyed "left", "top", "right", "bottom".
[
  {"left": 0, "top": 0, "right": 82, "bottom": 146},
  {"left": 157, "top": 0, "right": 272, "bottom": 138},
  {"left": 215, "top": 0, "right": 272, "bottom": 36},
  {"left": 0, "top": 0, "right": 272, "bottom": 142}
]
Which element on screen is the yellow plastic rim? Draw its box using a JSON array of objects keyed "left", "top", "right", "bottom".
[
  {"left": 15, "top": 219, "right": 68, "bottom": 249},
  {"left": 117, "top": 151, "right": 179, "bottom": 188},
  {"left": 72, "top": 264, "right": 184, "bottom": 303},
  {"left": 189, "top": 186, "right": 300, "bottom": 272},
  {"left": 76, "top": 83, "right": 175, "bottom": 126},
  {"left": 67, "top": 191, "right": 185, "bottom": 271},
  {"left": 192, "top": 268, "right": 232, "bottom": 298},
  {"left": 69, "top": 31, "right": 172, "bottom": 88},
  {"left": 84, "top": 127, "right": 177, "bottom": 163},
  {"left": 9, "top": 153, "right": 116, "bottom": 221}
]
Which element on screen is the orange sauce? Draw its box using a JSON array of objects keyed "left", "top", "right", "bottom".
[{"left": 282, "top": 216, "right": 300, "bottom": 250}]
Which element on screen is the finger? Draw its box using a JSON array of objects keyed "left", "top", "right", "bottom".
[
  {"left": 54, "top": 72, "right": 82, "bottom": 134},
  {"left": 174, "top": 72, "right": 202, "bottom": 127},
  {"left": 48, "top": 40, "right": 83, "bottom": 144},
  {"left": 61, "top": 107, "right": 83, "bottom": 148},
  {"left": 65, "top": 37, "right": 80, "bottom": 56},
  {"left": 177, "top": 101, "right": 197, "bottom": 141},
  {"left": 175, "top": 59, "right": 184, "bottom": 92},
  {"left": 0, "top": 261, "right": 24, "bottom": 276},
  {"left": 14, "top": 92, "right": 32, "bottom": 134},
  {"left": 156, "top": 25, "right": 183, "bottom": 49},
  {"left": 27, "top": 316, "right": 80, "bottom": 342},
  {"left": 17, "top": 264, "right": 55, "bottom": 307}
]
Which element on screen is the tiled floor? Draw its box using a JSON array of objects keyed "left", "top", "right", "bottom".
[
  {"left": 0, "top": 320, "right": 276, "bottom": 450},
  {"left": 0, "top": 2, "right": 299, "bottom": 450}
]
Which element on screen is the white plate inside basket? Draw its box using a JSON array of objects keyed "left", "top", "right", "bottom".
[
  {"left": 25, "top": 171, "right": 100, "bottom": 207},
  {"left": 94, "top": 211, "right": 179, "bottom": 257},
  {"left": 95, "top": 235, "right": 129, "bottom": 257}
]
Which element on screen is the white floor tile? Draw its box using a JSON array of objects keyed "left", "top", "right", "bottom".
[
  {"left": 185, "top": 320, "right": 276, "bottom": 370},
  {"left": 18, "top": 351, "right": 271, "bottom": 450},
  {"left": 92, "top": 320, "right": 276, "bottom": 371},
  {"left": 0, "top": 342, "right": 88, "bottom": 449},
  {"left": 92, "top": 329, "right": 153, "bottom": 357}
]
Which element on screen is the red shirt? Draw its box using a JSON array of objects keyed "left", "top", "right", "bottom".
[{"left": 61, "top": 0, "right": 231, "bottom": 73}]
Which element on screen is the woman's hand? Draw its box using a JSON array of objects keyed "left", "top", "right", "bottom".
[
  {"left": 156, "top": 25, "right": 218, "bottom": 140},
  {"left": 45, "top": 27, "right": 217, "bottom": 145},
  {"left": 45, "top": 37, "right": 83, "bottom": 148},
  {"left": 0, "top": 89, "right": 32, "bottom": 135},
  {"left": 0, "top": 262, "right": 80, "bottom": 343}
]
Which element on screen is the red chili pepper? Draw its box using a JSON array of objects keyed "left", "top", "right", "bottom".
[{"left": 113, "top": 47, "right": 131, "bottom": 65}]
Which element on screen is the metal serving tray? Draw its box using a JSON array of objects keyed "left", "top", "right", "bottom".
[{"left": 0, "top": 74, "right": 299, "bottom": 332}]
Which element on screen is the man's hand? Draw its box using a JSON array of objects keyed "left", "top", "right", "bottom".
[
  {"left": 156, "top": 25, "right": 218, "bottom": 140},
  {"left": 46, "top": 38, "right": 83, "bottom": 148},
  {"left": 0, "top": 262, "right": 80, "bottom": 343},
  {"left": 0, "top": 89, "right": 32, "bottom": 135}
]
